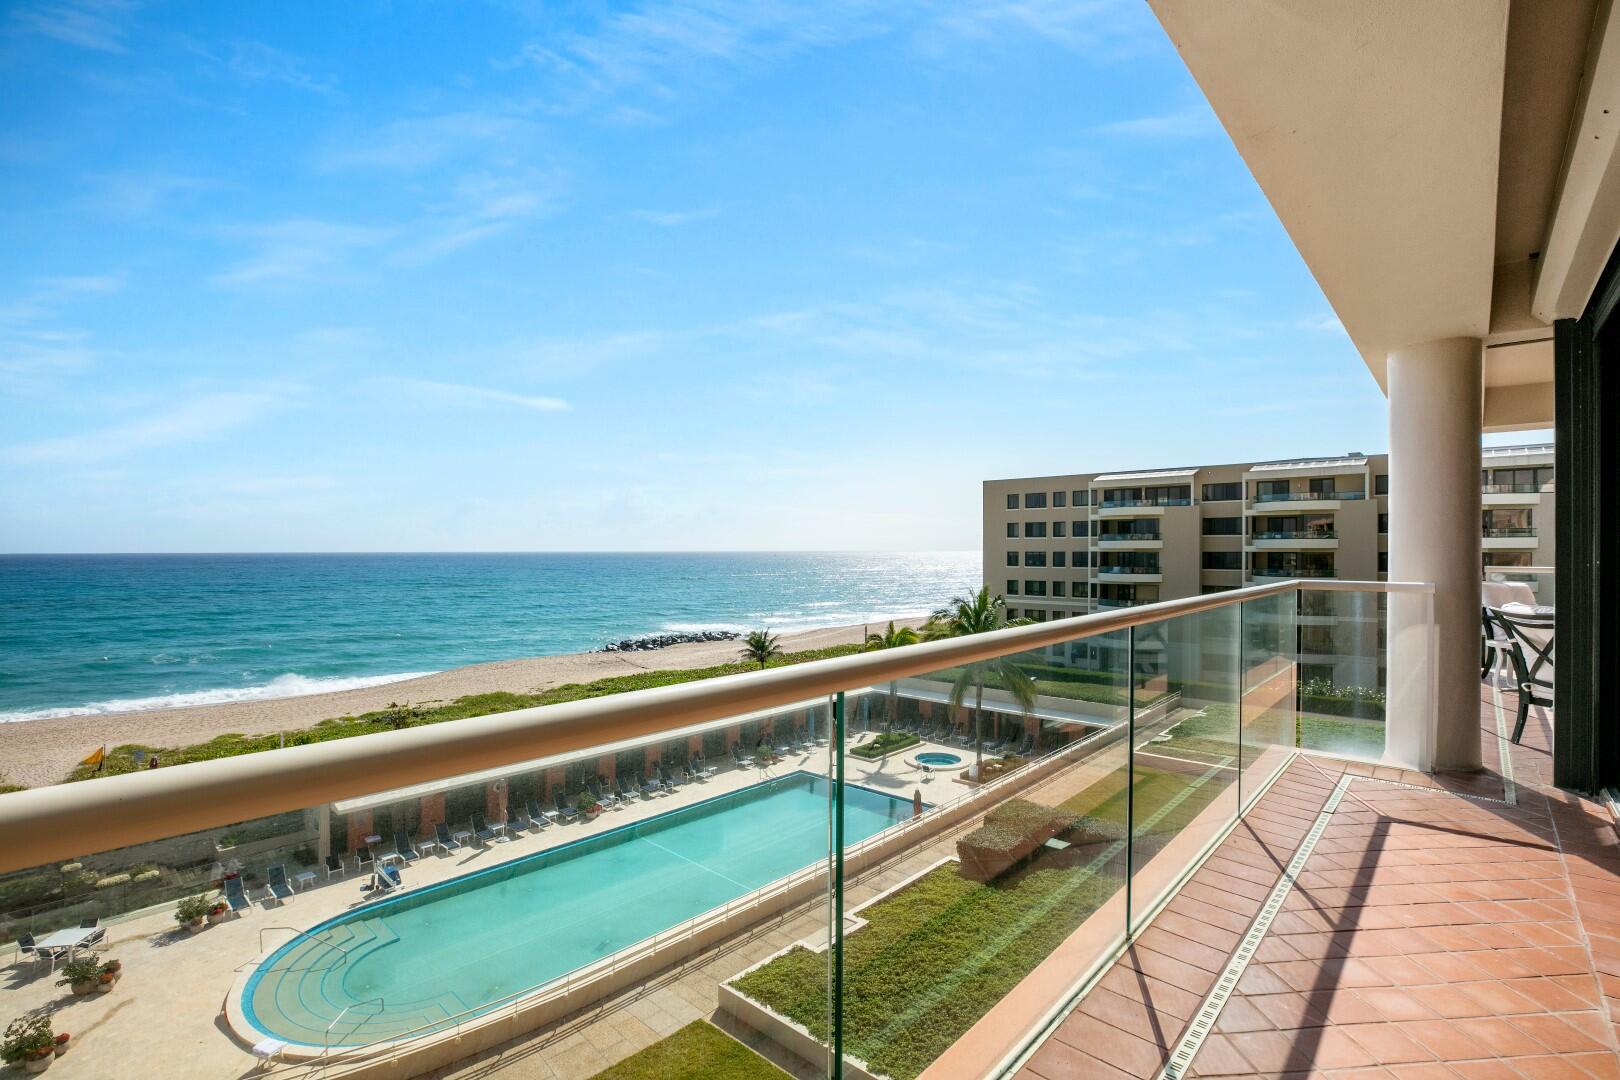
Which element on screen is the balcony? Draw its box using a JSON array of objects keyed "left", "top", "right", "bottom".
[
  {"left": 1251, "top": 565, "right": 1336, "bottom": 578},
  {"left": 1095, "top": 531, "right": 1163, "bottom": 550},
  {"left": 1247, "top": 491, "right": 1364, "bottom": 514},
  {"left": 1248, "top": 529, "right": 1340, "bottom": 550},
  {"left": 1482, "top": 526, "right": 1539, "bottom": 549},
  {"left": 1095, "top": 498, "right": 1190, "bottom": 518},
  {"left": 1482, "top": 484, "right": 1547, "bottom": 507},
  {"left": 1095, "top": 563, "right": 1162, "bottom": 582}
]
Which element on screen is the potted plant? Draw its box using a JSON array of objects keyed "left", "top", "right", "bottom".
[
  {"left": 100, "top": 958, "right": 121, "bottom": 983},
  {"left": 55, "top": 956, "right": 102, "bottom": 996},
  {"left": 52, "top": 1034, "right": 69, "bottom": 1057},
  {"left": 206, "top": 900, "right": 228, "bottom": 924},
  {"left": 574, "top": 791, "right": 601, "bottom": 821},
  {"left": 174, "top": 894, "right": 210, "bottom": 933},
  {"left": 94, "top": 971, "right": 114, "bottom": 994},
  {"left": 2, "top": 1016, "right": 55, "bottom": 1073}
]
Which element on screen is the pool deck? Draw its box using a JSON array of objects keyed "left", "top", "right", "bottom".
[{"left": 0, "top": 738, "right": 966, "bottom": 1080}]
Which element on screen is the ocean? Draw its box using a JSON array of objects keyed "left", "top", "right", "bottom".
[{"left": 0, "top": 552, "right": 980, "bottom": 723}]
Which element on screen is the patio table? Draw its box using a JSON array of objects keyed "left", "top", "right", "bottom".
[
  {"left": 294, "top": 870, "right": 318, "bottom": 891},
  {"left": 34, "top": 926, "right": 99, "bottom": 966},
  {"left": 453, "top": 829, "right": 472, "bottom": 846}
]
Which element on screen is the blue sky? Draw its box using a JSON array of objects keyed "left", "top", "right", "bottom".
[{"left": 2, "top": 1, "right": 1431, "bottom": 553}]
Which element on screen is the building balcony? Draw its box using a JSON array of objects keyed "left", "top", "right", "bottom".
[
  {"left": 1248, "top": 530, "right": 1340, "bottom": 550},
  {"left": 1482, "top": 484, "right": 1547, "bottom": 507},
  {"left": 1250, "top": 566, "right": 1337, "bottom": 578},
  {"left": 1095, "top": 532, "right": 1163, "bottom": 550},
  {"left": 1095, "top": 564, "right": 1162, "bottom": 582},
  {"left": 1246, "top": 491, "right": 1364, "bottom": 513},
  {"left": 1482, "top": 527, "right": 1539, "bottom": 549},
  {"left": 1095, "top": 499, "right": 1188, "bottom": 518}
]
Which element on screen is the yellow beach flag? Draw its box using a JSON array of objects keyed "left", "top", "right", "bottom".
[{"left": 79, "top": 745, "right": 106, "bottom": 770}]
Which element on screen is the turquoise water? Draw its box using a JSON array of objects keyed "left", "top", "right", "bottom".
[
  {"left": 243, "top": 772, "right": 913, "bottom": 1046},
  {"left": 914, "top": 752, "right": 962, "bottom": 766},
  {"left": 0, "top": 552, "right": 978, "bottom": 721}
]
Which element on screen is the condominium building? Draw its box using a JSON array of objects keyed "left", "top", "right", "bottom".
[{"left": 982, "top": 443, "right": 1554, "bottom": 624}]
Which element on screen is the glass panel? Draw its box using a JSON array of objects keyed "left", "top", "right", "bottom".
[
  {"left": 732, "top": 625, "right": 1133, "bottom": 1080},
  {"left": 1296, "top": 588, "right": 1386, "bottom": 758},
  {"left": 1239, "top": 592, "right": 1298, "bottom": 811},
  {"left": 1128, "top": 604, "right": 1241, "bottom": 924}
]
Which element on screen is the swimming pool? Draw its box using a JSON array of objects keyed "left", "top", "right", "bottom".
[
  {"left": 915, "top": 752, "right": 963, "bottom": 767},
  {"left": 240, "top": 772, "right": 914, "bottom": 1048}
]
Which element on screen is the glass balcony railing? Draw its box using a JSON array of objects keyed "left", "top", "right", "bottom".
[
  {"left": 1481, "top": 483, "right": 1551, "bottom": 494},
  {"left": 1250, "top": 530, "right": 1337, "bottom": 540},
  {"left": 1096, "top": 532, "right": 1162, "bottom": 542},
  {"left": 1483, "top": 527, "right": 1537, "bottom": 537},
  {"left": 1097, "top": 498, "right": 1192, "bottom": 508},
  {"left": 0, "top": 578, "right": 1427, "bottom": 1080},
  {"left": 1252, "top": 566, "right": 1336, "bottom": 578},
  {"left": 1097, "top": 564, "right": 1161, "bottom": 575},
  {"left": 1252, "top": 490, "right": 1365, "bottom": 503}
]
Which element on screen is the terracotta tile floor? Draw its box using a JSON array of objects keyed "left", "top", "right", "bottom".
[{"left": 1020, "top": 684, "right": 1620, "bottom": 1080}]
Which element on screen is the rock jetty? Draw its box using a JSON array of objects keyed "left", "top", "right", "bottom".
[{"left": 599, "top": 630, "right": 740, "bottom": 653}]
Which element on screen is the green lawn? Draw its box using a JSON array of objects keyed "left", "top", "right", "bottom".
[
  {"left": 63, "top": 644, "right": 862, "bottom": 784},
  {"left": 586, "top": 1022, "right": 788, "bottom": 1080},
  {"left": 1298, "top": 712, "right": 1384, "bottom": 756},
  {"left": 850, "top": 730, "right": 920, "bottom": 759},
  {"left": 732, "top": 754, "right": 1231, "bottom": 1079}
]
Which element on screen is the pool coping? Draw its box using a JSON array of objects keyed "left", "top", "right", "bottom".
[{"left": 223, "top": 770, "right": 920, "bottom": 1059}]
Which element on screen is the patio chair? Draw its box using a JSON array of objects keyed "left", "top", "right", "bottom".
[
  {"left": 434, "top": 822, "right": 462, "bottom": 852},
  {"left": 393, "top": 831, "right": 420, "bottom": 862},
  {"left": 525, "top": 800, "right": 553, "bottom": 830},
  {"left": 78, "top": 917, "right": 106, "bottom": 949},
  {"left": 223, "top": 875, "right": 251, "bottom": 914},
  {"left": 638, "top": 772, "right": 662, "bottom": 798},
  {"left": 265, "top": 865, "right": 294, "bottom": 905},
  {"left": 1481, "top": 605, "right": 1513, "bottom": 680},
  {"left": 617, "top": 775, "right": 642, "bottom": 801},
  {"left": 506, "top": 807, "right": 527, "bottom": 835},
  {"left": 588, "top": 778, "right": 618, "bottom": 808},
  {"left": 659, "top": 764, "right": 684, "bottom": 789},
  {"left": 354, "top": 846, "right": 375, "bottom": 874},
  {"left": 552, "top": 790, "right": 580, "bottom": 822},
  {"left": 1488, "top": 606, "right": 1555, "bottom": 743},
  {"left": 369, "top": 863, "right": 403, "bottom": 895},
  {"left": 13, "top": 933, "right": 49, "bottom": 971},
  {"left": 731, "top": 744, "right": 751, "bottom": 768},
  {"left": 470, "top": 814, "right": 497, "bottom": 845},
  {"left": 323, "top": 854, "right": 346, "bottom": 880}
]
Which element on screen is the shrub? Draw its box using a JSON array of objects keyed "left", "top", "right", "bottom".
[
  {"left": 850, "top": 731, "right": 920, "bottom": 759},
  {"left": 94, "top": 874, "right": 130, "bottom": 889},
  {"left": 174, "top": 894, "right": 211, "bottom": 925},
  {"left": 574, "top": 790, "right": 600, "bottom": 814},
  {"left": 1, "top": 1016, "right": 53, "bottom": 1065},
  {"left": 55, "top": 956, "right": 103, "bottom": 988}
]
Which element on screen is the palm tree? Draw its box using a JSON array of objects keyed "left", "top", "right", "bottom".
[
  {"left": 739, "top": 629, "right": 783, "bottom": 670},
  {"left": 863, "top": 621, "right": 920, "bottom": 735},
  {"left": 923, "top": 587, "right": 1037, "bottom": 775}
]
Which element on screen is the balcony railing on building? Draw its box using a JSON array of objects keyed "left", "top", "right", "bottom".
[
  {"left": 1097, "top": 497, "right": 1191, "bottom": 508},
  {"left": 1250, "top": 530, "right": 1338, "bottom": 540},
  {"left": 1252, "top": 566, "right": 1336, "bottom": 578},
  {"left": 1097, "top": 531, "right": 1162, "bottom": 541},
  {"left": 1483, "top": 527, "right": 1537, "bottom": 537},
  {"left": 1252, "top": 490, "right": 1366, "bottom": 503}
]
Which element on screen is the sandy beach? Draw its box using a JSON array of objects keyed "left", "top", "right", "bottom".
[{"left": 0, "top": 620, "right": 924, "bottom": 790}]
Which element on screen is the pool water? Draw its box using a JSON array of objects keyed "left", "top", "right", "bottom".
[
  {"left": 242, "top": 772, "right": 913, "bottom": 1047},
  {"left": 915, "top": 752, "right": 963, "bottom": 767}
]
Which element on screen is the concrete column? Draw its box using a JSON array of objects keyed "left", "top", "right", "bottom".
[{"left": 1386, "top": 337, "right": 1482, "bottom": 772}]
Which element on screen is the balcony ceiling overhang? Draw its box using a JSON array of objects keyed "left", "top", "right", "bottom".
[{"left": 1150, "top": 0, "right": 1617, "bottom": 431}]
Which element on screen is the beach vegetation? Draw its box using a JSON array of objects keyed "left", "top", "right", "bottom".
[
  {"left": 862, "top": 620, "right": 921, "bottom": 734},
  {"left": 585, "top": 1020, "right": 787, "bottom": 1080},
  {"left": 921, "top": 589, "right": 1036, "bottom": 775},
  {"left": 738, "top": 629, "right": 783, "bottom": 669},
  {"left": 64, "top": 645, "right": 862, "bottom": 783},
  {"left": 1, "top": 1016, "right": 54, "bottom": 1066}
]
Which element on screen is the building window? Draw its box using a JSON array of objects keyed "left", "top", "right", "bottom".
[
  {"left": 1073, "top": 550, "right": 1089, "bottom": 567},
  {"left": 1202, "top": 551, "right": 1242, "bottom": 571},
  {"left": 1203, "top": 517, "right": 1242, "bottom": 535},
  {"left": 1006, "top": 522, "right": 1017, "bottom": 538},
  {"left": 1202, "top": 482, "right": 1241, "bottom": 501},
  {"left": 1257, "top": 479, "right": 1289, "bottom": 497},
  {"left": 1024, "top": 521, "right": 1047, "bottom": 538},
  {"left": 1377, "top": 513, "right": 1388, "bottom": 533},
  {"left": 1053, "top": 520, "right": 1067, "bottom": 538},
  {"left": 1053, "top": 581, "right": 1067, "bottom": 597},
  {"left": 1053, "top": 551, "right": 1067, "bottom": 568},
  {"left": 1053, "top": 490, "right": 1067, "bottom": 508},
  {"left": 1024, "top": 492, "right": 1048, "bottom": 509},
  {"left": 1007, "top": 579, "right": 1019, "bottom": 595},
  {"left": 1073, "top": 489, "right": 1089, "bottom": 506},
  {"left": 1375, "top": 473, "right": 1389, "bottom": 495},
  {"left": 1024, "top": 580, "right": 1047, "bottom": 596},
  {"left": 1309, "top": 477, "right": 1337, "bottom": 495},
  {"left": 1024, "top": 551, "right": 1047, "bottom": 567},
  {"left": 1007, "top": 551, "right": 1019, "bottom": 566},
  {"left": 1006, "top": 493, "right": 1019, "bottom": 510},
  {"left": 1377, "top": 552, "right": 1389, "bottom": 573},
  {"left": 1073, "top": 520, "right": 1089, "bottom": 537}
]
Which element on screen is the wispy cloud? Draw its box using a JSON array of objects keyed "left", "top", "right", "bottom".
[
  {"left": 1299, "top": 312, "right": 1346, "bottom": 334},
  {"left": 625, "top": 207, "right": 717, "bottom": 226},
  {"left": 318, "top": 110, "right": 537, "bottom": 172},
  {"left": 212, "top": 218, "right": 393, "bottom": 287},
  {"left": 391, "top": 379, "right": 570, "bottom": 413},
  {"left": 398, "top": 168, "right": 568, "bottom": 263},
  {"left": 216, "top": 40, "right": 335, "bottom": 93},
  {"left": 10, "top": 0, "right": 134, "bottom": 52},
  {"left": 1091, "top": 104, "right": 1220, "bottom": 139},
  {"left": 3, "top": 390, "right": 286, "bottom": 464}
]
